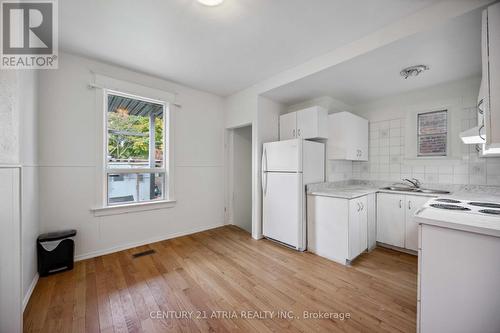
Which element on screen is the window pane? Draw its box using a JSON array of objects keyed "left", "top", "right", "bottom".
[
  {"left": 418, "top": 134, "right": 447, "bottom": 156},
  {"left": 418, "top": 110, "right": 447, "bottom": 135},
  {"left": 417, "top": 110, "right": 447, "bottom": 156},
  {"left": 107, "top": 173, "right": 164, "bottom": 205},
  {"left": 107, "top": 93, "right": 164, "bottom": 169},
  {"left": 154, "top": 115, "right": 164, "bottom": 168}
]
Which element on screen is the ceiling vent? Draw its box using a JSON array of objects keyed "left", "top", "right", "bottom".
[{"left": 400, "top": 65, "right": 429, "bottom": 79}]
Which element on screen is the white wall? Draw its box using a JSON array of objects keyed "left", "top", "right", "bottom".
[
  {"left": 224, "top": 89, "right": 258, "bottom": 129},
  {"left": 38, "top": 52, "right": 225, "bottom": 259},
  {"left": 231, "top": 126, "right": 252, "bottom": 233},
  {"left": 223, "top": 93, "right": 282, "bottom": 240},
  {"left": 352, "top": 76, "right": 500, "bottom": 185},
  {"left": 254, "top": 96, "right": 282, "bottom": 238},
  {"left": 18, "top": 71, "right": 40, "bottom": 309},
  {"left": 286, "top": 96, "right": 353, "bottom": 114}
]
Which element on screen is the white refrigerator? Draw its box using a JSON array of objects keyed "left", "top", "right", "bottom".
[{"left": 262, "top": 139, "right": 325, "bottom": 251}]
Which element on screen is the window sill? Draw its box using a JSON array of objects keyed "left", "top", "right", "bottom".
[{"left": 91, "top": 199, "right": 176, "bottom": 217}]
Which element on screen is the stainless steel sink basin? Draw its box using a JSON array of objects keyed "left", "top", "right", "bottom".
[
  {"left": 381, "top": 186, "right": 418, "bottom": 192},
  {"left": 415, "top": 189, "right": 451, "bottom": 194},
  {"left": 380, "top": 186, "right": 450, "bottom": 195}
]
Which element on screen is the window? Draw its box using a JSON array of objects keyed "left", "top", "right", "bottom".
[
  {"left": 417, "top": 110, "right": 447, "bottom": 157},
  {"left": 104, "top": 90, "right": 168, "bottom": 206}
]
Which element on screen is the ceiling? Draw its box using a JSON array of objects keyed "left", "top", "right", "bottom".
[
  {"left": 263, "top": 9, "right": 482, "bottom": 106},
  {"left": 59, "top": 0, "right": 439, "bottom": 96}
]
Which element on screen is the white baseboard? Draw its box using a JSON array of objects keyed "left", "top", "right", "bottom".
[
  {"left": 75, "top": 223, "right": 224, "bottom": 262},
  {"left": 23, "top": 273, "right": 39, "bottom": 312}
]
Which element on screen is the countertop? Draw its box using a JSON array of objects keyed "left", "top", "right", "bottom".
[
  {"left": 307, "top": 180, "right": 453, "bottom": 199},
  {"left": 307, "top": 180, "right": 500, "bottom": 237}
]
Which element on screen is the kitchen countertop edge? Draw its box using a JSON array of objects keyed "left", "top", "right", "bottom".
[{"left": 308, "top": 188, "right": 443, "bottom": 200}]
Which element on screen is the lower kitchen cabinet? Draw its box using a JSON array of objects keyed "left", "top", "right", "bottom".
[
  {"left": 404, "top": 195, "right": 429, "bottom": 251},
  {"left": 376, "top": 193, "right": 405, "bottom": 247},
  {"left": 307, "top": 194, "right": 374, "bottom": 265},
  {"left": 377, "top": 192, "right": 432, "bottom": 251},
  {"left": 348, "top": 196, "right": 368, "bottom": 260},
  {"left": 418, "top": 224, "right": 500, "bottom": 332}
]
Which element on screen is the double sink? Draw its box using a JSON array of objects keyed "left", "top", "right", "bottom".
[{"left": 381, "top": 186, "right": 451, "bottom": 195}]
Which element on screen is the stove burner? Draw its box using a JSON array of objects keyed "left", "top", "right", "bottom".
[
  {"left": 468, "top": 202, "right": 500, "bottom": 209},
  {"left": 479, "top": 209, "right": 500, "bottom": 215},
  {"left": 435, "top": 199, "right": 461, "bottom": 204},
  {"left": 430, "top": 204, "right": 471, "bottom": 211}
]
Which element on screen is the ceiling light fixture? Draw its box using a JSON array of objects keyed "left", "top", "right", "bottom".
[
  {"left": 400, "top": 65, "right": 430, "bottom": 79},
  {"left": 197, "top": 0, "right": 224, "bottom": 6}
]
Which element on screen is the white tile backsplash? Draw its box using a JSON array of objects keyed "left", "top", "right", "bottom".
[
  {"left": 328, "top": 160, "right": 353, "bottom": 182},
  {"left": 352, "top": 109, "right": 500, "bottom": 185}
]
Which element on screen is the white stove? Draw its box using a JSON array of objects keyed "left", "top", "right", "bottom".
[
  {"left": 415, "top": 195, "right": 500, "bottom": 238},
  {"left": 416, "top": 195, "right": 500, "bottom": 333},
  {"left": 425, "top": 197, "right": 500, "bottom": 216}
]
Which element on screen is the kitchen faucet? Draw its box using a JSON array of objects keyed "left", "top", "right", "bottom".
[{"left": 402, "top": 178, "right": 422, "bottom": 188}]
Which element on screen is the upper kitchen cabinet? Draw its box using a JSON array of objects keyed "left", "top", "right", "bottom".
[
  {"left": 485, "top": 3, "right": 500, "bottom": 147},
  {"left": 461, "top": 2, "right": 500, "bottom": 155},
  {"left": 328, "top": 111, "right": 368, "bottom": 161},
  {"left": 279, "top": 106, "right": 328, "bottom": 141}
]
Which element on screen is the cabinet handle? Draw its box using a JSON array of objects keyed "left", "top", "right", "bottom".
[
  {"left": 293, "top": 129, "right": 296, "bottom": 138},
  {"left": 408, "top": 200, "right": 412, "bottom": 210},
  {"left": 399, "top": 200, "right": 402, "bottom": 208},
  {"left": 298, "top": 129, "right": 301, "bottom": 137}
]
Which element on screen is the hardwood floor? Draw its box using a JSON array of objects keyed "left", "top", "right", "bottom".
[{"left": 24, "top": 226, "right": 418, "bottom": 333}]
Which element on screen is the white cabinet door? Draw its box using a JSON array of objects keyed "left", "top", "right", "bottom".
[
  {"left": 279, "top": 112, "right": 297, "bottom": 140},
  {"left": 355, "top": 116, "right": 369, "bottom": 161},
  {"left": 296, "top": 106, "right": 328, "bottom": 140},
  {"left": 487, "top": 3, "right": 500, "bottom": 145},
  {"left": 307, "top": 195, "right": 349, "bottom": 263},
  {"left": 419, "top": 224, "right": 500, "bottom": 333},
  {"left": 366, "top": 193, "right": 377, "bottom": 250},
  {"left": 348, "top": 197, "right": 368, "bottom": 260},
  {"left": 405, "top": 195, "right": 429, "bottom": 251},
  {"left": 328, "top": 112, "right": 369, "bottom": 161},
  {"left": 343, "top": 114, "right": 359, "bottom": 161},
  {"left": 297, "top": 108, "right": 315, "bottom": 139},
  {"left": 377, "top": 193, "right": 405, "bottom": 247}
]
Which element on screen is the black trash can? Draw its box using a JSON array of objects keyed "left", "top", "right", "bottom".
[{"left": 37, "top": 229, "right": 77, "bottom": 276}]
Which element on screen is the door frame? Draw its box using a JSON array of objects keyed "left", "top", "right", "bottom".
[{"left": 225, "top": 124, "right": 253, "bottom": 232}]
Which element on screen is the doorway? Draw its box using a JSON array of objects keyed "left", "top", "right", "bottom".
[{"left": 228, "top": 125, "right": 252, "bottom": 233}]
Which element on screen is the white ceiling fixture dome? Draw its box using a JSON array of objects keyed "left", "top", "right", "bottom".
[{"left": 197, "top": 0, "right": 224, "bottom": 6}]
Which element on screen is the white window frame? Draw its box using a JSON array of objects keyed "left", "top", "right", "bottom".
[
  {"left": 91, "top": 74, "right": 176, "bottom": 216},
  {"left": 404, "top": 101, "right": 462, "bottom": 162},
  {"left": 417, "top": 109, "right": 448, "bottom": 157},
  {"left": 104, "top": 89, "right": 168, "bottom": 205}
]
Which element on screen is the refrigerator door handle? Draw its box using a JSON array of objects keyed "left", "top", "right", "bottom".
[
  {"left": 262, "top": 147, "right": 268, "bottom": 173},
  {"left": 263, "top": 172, "right": 268, "bottom": 196},
  {"left": 262, "top": 147, "right": 268, "bottom": 195}
]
